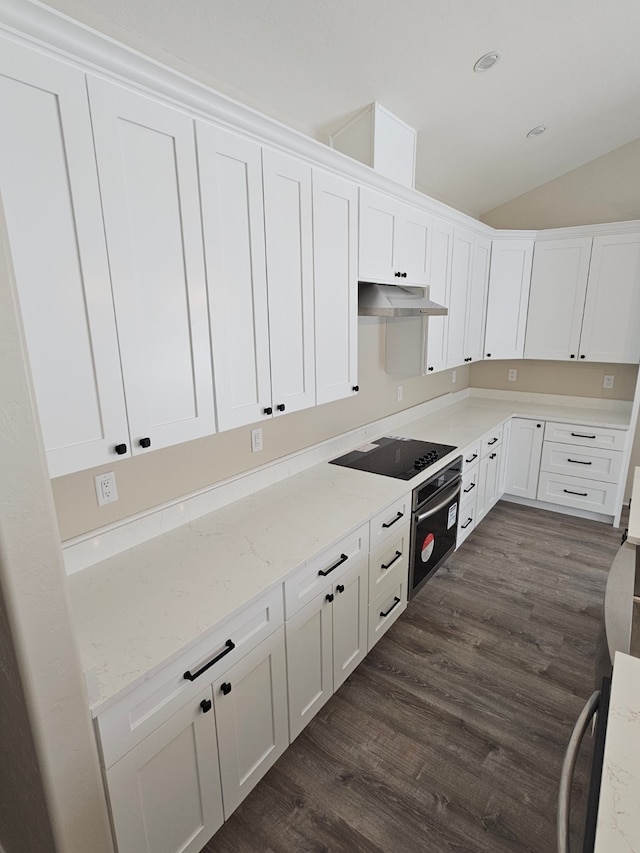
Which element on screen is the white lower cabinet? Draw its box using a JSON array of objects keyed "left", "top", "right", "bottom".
[
  {"left": 477, "top": 427, "right": 504, "bottom": 522},
  {"left": 505, "top": 418, "right": 544, "bottom": 499},
  {"left": 368, "top": 575, "right": 408, "bottom": 650}
]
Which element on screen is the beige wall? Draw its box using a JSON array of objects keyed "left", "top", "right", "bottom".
[{"left": 53, "top": 319, "right": 469, "bottom": 540}]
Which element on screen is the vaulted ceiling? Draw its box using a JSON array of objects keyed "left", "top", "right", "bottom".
[{"left": 44, "top": 0, "right": 640, "bottom": 216}]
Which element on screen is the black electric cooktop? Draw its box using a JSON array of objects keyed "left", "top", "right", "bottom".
[{"left": 329, "top": 436, "right": 457, "bottom": 481}]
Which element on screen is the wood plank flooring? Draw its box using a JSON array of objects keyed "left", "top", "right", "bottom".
[{"left": 201, "top": 501, "right": 624, "bottom": 853}]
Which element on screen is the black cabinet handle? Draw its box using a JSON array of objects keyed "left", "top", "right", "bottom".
[
  {"left": 114, "top": 443, "right": 127, "bottom": 455},
  {"left": 183, "top": 639, "right": 235, "bottom": 681},
  {"left": 220, "top": 682, "right": 232, "bottom": 695},
  {"left": 570, "top": 354, "right": 575, "bottom": 359},
  {"left": 336, "top": 584, "right": 345, "bottom": 594},
  {"left": 486, "top": 353, "right": 492, "bottom": 357},
  {"left": 563, "top": 488, "right": 588, "bottom": 497},
  {"left": 381, "top": 551, "right": 402, "bottom": 571},
  {"left": 318, "top": 553, "right": 348, "bottom": 577},
  {"left": 465, "top": 453, "right": 478, "bottom": 463},
  {"left": 536, "top": 423, "right": 542, "bottom": 428},
  {"left": 428, "top": 366, "right": 434, "bottom": 372},
  {"left": 460, "top": 517, "right": 473, "bottom": 529},
  {"left": 380, "top": 596, "right": 401, "bottom": 618},
  {"left": 489, "top": 453, "right": 497, "bottom": 460},
  {"left": 326, "top": 593, "right": 334, "bottom": 603},
  {"left": 352, "top": 385, "right": 359, "bottom": 392},
  {"left": 463, "top": 483, "right": 476, "bottom": 493},
  {"left": 570, "top": 432, "right": 596, "bottom": 439},
  {"left": 567, "top": 458, "right": 592, "bottom": 465},
  {"left": 276, "top": 403, "right": 286, "bottom": 412},
  {"left": 382, "top": 511, "right": 403, "bottom": 529},
  {"left": 487, "top": 437, "right": 498, "bottom": 445},
  {"left": 401, "top": 272, "right": 407, "bottom": 278},
  {"left": 200, "top": 698, "right": 212, "bottom": 714},
  {"left": 580, "top": 354, "right": 586, "bottom": 359},
  {"left": 394, "top": 271, "right": 402, "bottom": 277},
  {"left": 139, "top": 437, "right": 151, "bottom": 448},
  {"left": 263, "top": 407, "right": 273, "bottom": 415}
]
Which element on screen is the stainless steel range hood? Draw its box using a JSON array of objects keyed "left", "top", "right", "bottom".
[{"left": 358, "top": 282, "right": 448, "bottom": 317}]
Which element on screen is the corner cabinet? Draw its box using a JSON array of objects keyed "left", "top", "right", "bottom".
[
  {"left": 484, "top": 239, "right": 534, "bottom": 361},
  {"left": 447, "top": 228, "right": 491, "bottom": 367}
]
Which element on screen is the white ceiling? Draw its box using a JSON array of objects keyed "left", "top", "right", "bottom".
[{"left": 45, "top": 0, "right": 640, "bottom": 216}]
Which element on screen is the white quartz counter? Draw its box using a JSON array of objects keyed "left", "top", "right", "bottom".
[{"left": 67, "top": 392, "right": 632, "bottom": 713}]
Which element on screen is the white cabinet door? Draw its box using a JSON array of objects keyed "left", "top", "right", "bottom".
[
  {"left": 580, "top": 232, "right": 640, "bottom": 364},
  {"left": 106, "top": 687, "right": 223, "bottom": 853},
  {"left": 313, "top": 170, "right": 358, "bottom": 404},
  {"left": 524, "top": 237, "right": 592, "bottom": 360},
  {"left": 447, "top": 228, "right": 473, "bottom": 368},
  {"left": 484, "top": 239, "right": 534, "bottom": 360},
  {"left": 262, "top": 148, "right": 315, "bottom": 415},
  {"left": 332, "top": 558, "right": 368, "bottom": 691},
  {"left": 214, "top": 627, "right": 289, "bottom": 818},
  {"left": 395, "top": 205, "right": 431, "bottom": 285},
  {"left": 285, "top": 589, "right": 334, "bottom": 741},
  {"left": 505, "top": 418, "right": 544, "bottom": 499},
  {"left": 88, "top": 76, "right": 215, "bottom": 453},
  {"left": 477, "top": 447, "right": 501, "bottom": 521},
  {"left": 197, "top": 123, "right": 272, "bottom": 431},
  {"left": 358, "top": 188, "right": 397, "bottom": 282},
  {"left": 465, "top": 235, "right": 491, "bottom": 363},
  {"left": 0, "top": 40, "right": 129, "bottom": 476},
  {"left": 425, "top": 217, "right": 453, "bottom": 373}
]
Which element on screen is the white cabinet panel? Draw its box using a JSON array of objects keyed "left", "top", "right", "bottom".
[
  {"left": 312, "top": 170, "right": 358, "bottom": 404},
  {"left": 524, "top": 237, "right": 592, "bottom": 360},
  {"left": 541, "top": 442, "right": 623, "bottom": 484},
  {"left": 484, "top": 239, "right": 534, "bottom": 360},
  {"left": 543, "top": 421, "right": 627, "bottom": 452},
  {"left": 505, "top": 418, "right": 544, "bottom": 499},
  {"left": 332, "top": 558, "right": 368, "bottom": 690},
  {"left": 396, "top": 206, "right": 431, "bottom": 285},
  {"left": 425, "top": 217, "right": 453, "bottom": 373},
  {"left": 367, "top": 576, "right": 407, "bottom": 650},
  {"left": 368, "top": 524, "right": 410, "bottom": 599},
  {"left": 0, "top": 40, "right": 129, "bottom": 476},
  {"left": 197, "top": 123, "right": 272, "bottom": 431},
  {"left": 465, "top": 235, "right": 491, "bottom": 363},
  {"left": 537, "top": 471, "right": 618, "bottom": 515},
  {"left": 262, "top": 148, "right": 315, "bottom": 415},
  {"left": 106, "top": 687, "right": 223, "bottom": 853},
  {"left": 477, "top": 445, "right": 501, "bottom": 521},
  {"left": 580, "top": 232, "right": 640, "bottom": 363},
  {"left": 88, "top": 76, "right": 214, "bottom": 452},
  {"left": 447, "top": 228, "right": 473, "bottom": 367}
]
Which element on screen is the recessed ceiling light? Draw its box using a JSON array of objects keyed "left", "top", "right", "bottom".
[
  {"left": 526, "top": 125, "right": 547, "bottom": 138},
  {"left": 473, "top": 52, "right": 501, "bottom": 72}
]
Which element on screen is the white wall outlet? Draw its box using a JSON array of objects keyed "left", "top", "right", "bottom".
[
  {"left": 603, "top": 374, "right": 614, "bottom": 389},
  {"left": 95, "top": 471, "right": 118, "bottom": 506},
  {"left": 508, "top": 369, "right": 517, "bottom": 382},
  {"left": 452, "top": 370, "right": 457, "bottom": 384},
  {"left": 251, "top": 427, "right": 263, "bottom": 453},
  {"left": 396, "top": 385, "right": 403, "bottom": 402}
]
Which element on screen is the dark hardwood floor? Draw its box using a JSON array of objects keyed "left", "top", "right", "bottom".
[{"left": 201, "top": 501, "right": 624, "bottom": 852}]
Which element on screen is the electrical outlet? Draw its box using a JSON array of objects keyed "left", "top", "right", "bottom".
[
  {"left": 508, "top": 369, "right": 517, "bottom": 382},
  {"left": 603, "top": 374, "right": 614, "bottom": 389},
  {"left": 452, "top": 370, "right": 457, "bottom": 384},
  {"left": 251, "top": 427, "right": 263, "bottom": 453},
  {"left": 397, "top": 385, "right": 403, "bottom": 402},
  {"left": 95, "top": 471, "right": 118, "bottom": 506}
]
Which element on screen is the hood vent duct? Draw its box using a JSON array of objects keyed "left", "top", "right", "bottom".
[{"left": 358, "top": 282, "right": 448, "bottom": 318}]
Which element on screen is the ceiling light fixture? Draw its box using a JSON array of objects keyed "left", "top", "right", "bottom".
[
  {"left": 526, "top": 125, "right": 547, "bottom": 138},
  {"left": 473, "top": 51, "right": 501, "bottom": 72}
]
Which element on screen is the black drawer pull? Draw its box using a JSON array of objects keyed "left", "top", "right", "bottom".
[
  {"left": 567, "top": 458, "right": 592, "bottom": 465},
  {"left": 463, "top": 483, "right": 476, "bottom": 493},
  {"left": 461, "top": 517, "right": 473, "bottom": 529},
  {"left": 465, "top": 453, "right": 478, "bottom": 463},
  {"left": 220, "top": 682, "right": 232, "bottom": 695},
  {"left": 380, "top": 597, "right": 401, "bottom": 618},
  {"left": 318, "top": 553, "right": 348, "bottom": 577},
  {"left": 183, "top": 639, "right": 235, "bottom": 681},
  {"left": 263, "top": 406, "right": 273, "bottom": 415},
  {"left": 489, "top": 453, "right": 497, "bottom": 460},
  {"left": 139, "top": 436, "right": 151, "bottom": 448},
  {"left": 326, "top": 593, "right": 334, "bottom": 603},
  {"left": 382, "top": 511, "right": 403, "bottom": 529},
  {"left": 336, "top": 584, "right": 345, "bottom": 594},
  {"left": 381, "top": 551, "right": 402, "bottom": 571},
  {"left": 114, "top": 443, "right": 127, "bottom": 455},
  {"left": 563, "top": 488, "right": 588, "bottom": 497},
  {"left": 200, "top": 698, "right": 212, "bottom": 713},
  {"left": 352, "top": 385, "right": 359, "bottom": 392},
  {"left": 570, "top": 432, "right": 596, "bottom": 439},
  {"left": 276, "top": 403, "right": 286, "bottom": 412},
  {"left": 487, "top": 437, "right": 498, "bottom": 446}
]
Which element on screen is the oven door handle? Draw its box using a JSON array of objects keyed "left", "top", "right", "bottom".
[
  {"left": 415, "top": 481, "right": 461, "bottom": 523},
  {"left": 557, "top": 690, "right": 600, "bottom": 853}
]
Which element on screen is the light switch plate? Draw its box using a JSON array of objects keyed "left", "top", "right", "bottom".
[
  {"left": 251, "top": 427, "right": 263, "bottom": 453},
  {"left": 397, "top": 385, "right": 403, "bottom": 402}
]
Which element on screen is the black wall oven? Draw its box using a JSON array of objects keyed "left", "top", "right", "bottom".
[{"left": 409, "top": 457, "right": 462, "bottom": 598}]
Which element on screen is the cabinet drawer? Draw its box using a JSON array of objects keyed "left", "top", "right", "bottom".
[
  {"left": 540, "top": 442, "right": 623, "bottom": 484},
  {"left": 537, "top": 471, "right": 618, "bottom": 515},
  {"left": 457, "top": 499, "right": 477, "bottom": 547},
  {"left": 284, "top": 523, "right": 369, "bottom": 618},
  {"left": 96, "top": 587, "right": 283, "bottom": 768},
  {"left": 368, "top": 578, "right": 407, "bottom": 651},
  {"left": 461, "top": 442, "right": 481, "bottom": 469},
  {"left": 461, "top": 464, "right": 479, "bottom": 503},
  {"left": 369, "top": 494, "right": 410, "bottom": 551},
  {"left": 368, "top": 523, "right": 410, "bottom": 601},
  {"left": 481, "top": 426, "right": 503, "bottom": 457},
  {"left": 543, "top": 421, "right": 627, "bottom": 452}
]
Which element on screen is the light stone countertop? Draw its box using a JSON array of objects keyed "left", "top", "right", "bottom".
[
  {"left": 67, "top": 393, "right": 632, "bottom": 714},
  {"left": 595, "top": 652, "right": 640, "bottom": 852}
]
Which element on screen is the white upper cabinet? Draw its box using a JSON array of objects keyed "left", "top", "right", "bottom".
[
  {"left": 197, "top": 124, "right": 272, "bottom": 431},
  {"left": 580, "top": 232, "right": 640, "bottom": 363},
  {"left": 425, "top": 217, "right": 454, "bottom": 373},
  {"left": 465, "top": 235, "right": 491, "bottom": 362},
  {"left": 88, "top": 76, "right": 215, "bottom": 453},
  {"left": 0, "top": 40, "right": 130, "bottom": 477},
  {"left": 524, "top": 237, "right": 592, "bottom": 361},
  {"left": 484, "top": 239, "right": 534, "bottom": 361},
  {"left": 262, "top": 148, "right": 316, "bottom": 416},
  {"left": 312, "top": 170, "right": 359, "bottom": 405},
  {"left": 447, "top": 228, "right": 490, "bottom": 367},
  {"left": 359, "top": 188, "right": 430, "bottom": 285}
]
